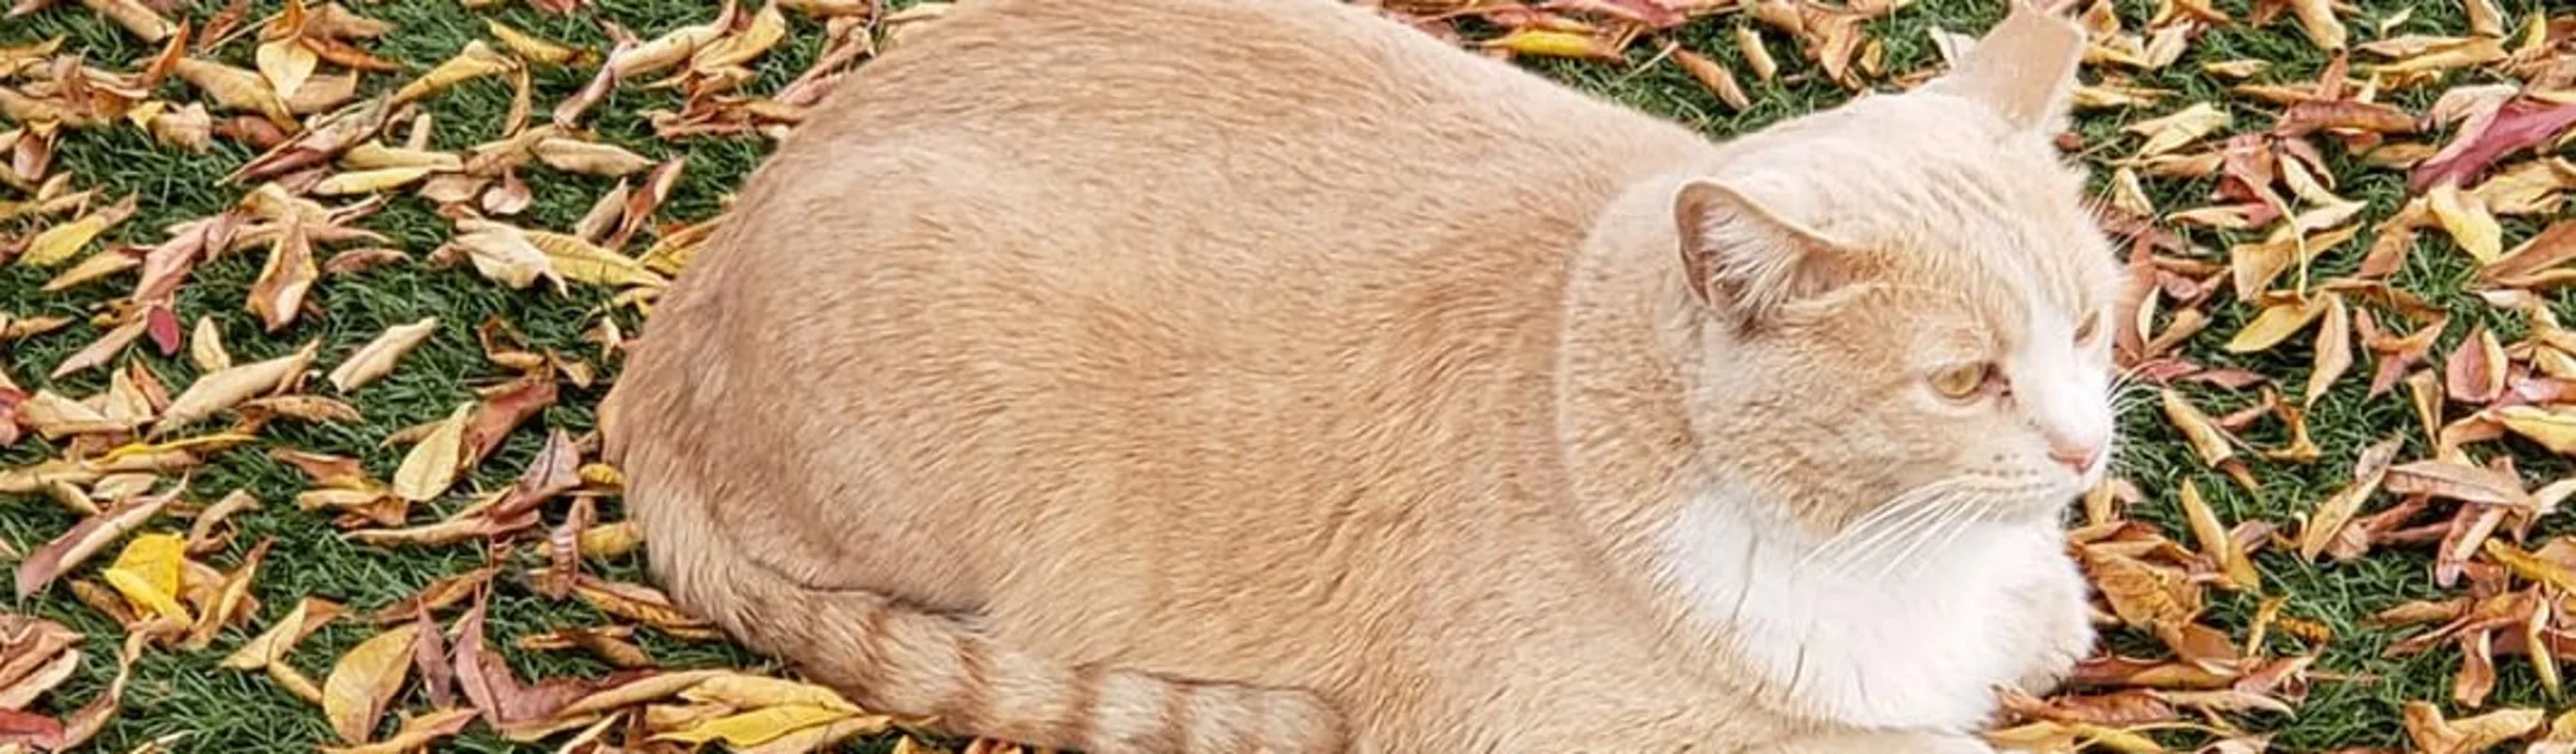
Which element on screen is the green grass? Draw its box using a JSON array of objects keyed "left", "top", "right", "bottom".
[{"left": 1, "top": 0, "right": 2567, "bottom": 750}]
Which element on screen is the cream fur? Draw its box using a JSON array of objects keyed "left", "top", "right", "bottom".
[{"left": 601, "top": 0, "right": 2116, "bottom": 751}]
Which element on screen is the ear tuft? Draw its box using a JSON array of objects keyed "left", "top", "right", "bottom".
[
  {"left": 1932, "top": 0, "right": 2087, "bottom": 133},
  {"left": 1672, "top": 179, "right": 1858, "bottom": 329}
]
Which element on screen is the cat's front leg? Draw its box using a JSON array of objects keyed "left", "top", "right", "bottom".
[{"left": 2004, "top": 550, "right": 2097, "bottom": 695}]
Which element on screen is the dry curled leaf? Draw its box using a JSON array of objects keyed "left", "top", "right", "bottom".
[{"left": 327, "top": 318, "right": 437, "bottom": 392}]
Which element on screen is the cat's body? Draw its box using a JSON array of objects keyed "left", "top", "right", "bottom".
[{"left": 602, "top": 0, "right": 2113, "bottom": 751}]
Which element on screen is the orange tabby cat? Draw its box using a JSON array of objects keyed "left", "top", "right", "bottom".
[{"left": 601, "top": 0, "right": 2115, "bottom": 750}]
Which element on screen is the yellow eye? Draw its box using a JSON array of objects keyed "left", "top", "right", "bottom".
[
  {"left": 1930, "top": 363, "right": 1992, "bottom": 400},
  {"left": 2072, "top": 310, "right": 2104, "bottom": 344}
]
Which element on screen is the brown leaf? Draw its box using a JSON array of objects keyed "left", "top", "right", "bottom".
[
  {"left": 462, "top": 374, "right": 557, "bottom": 465},
  {"left": 2446, "top": 324, "right": 2508, "bottom": 404},
  {"left": 247, "top": 216, "right": 316, "bottom": 331},
  {"left": 2404, "top": 701, "right": 2542, "bottom": 754},
  {"left": 153, "top": 340, "right": 319, "bottom": 434},
  {"left": 453, "top": 596, "right": 601, "bottom": 732},
  {"left": 361, "top": 566, "right": 499, "bottom": 624},
  {"left": 1672, "top": 49, "right": 1748, "bottom": 111},
  {"left": 14, "top": 491, "right": 174, "bottom": 598},
  {"left": 2276, "top": 99, "right": 2416, "bottom": 137},
  {"left": 2387, "top": 459, "right": 2535, "bottom": 509},
  {"left": 2299, "top": 436, "right": 2401, "bottom": 561},
  {"left": 409, "top": 609, "right": 454, "bottom": 710}
]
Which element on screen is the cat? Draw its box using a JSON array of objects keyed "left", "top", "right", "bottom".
[{"left": 598, "top": 0, "right": 2116, "bottom": 750}]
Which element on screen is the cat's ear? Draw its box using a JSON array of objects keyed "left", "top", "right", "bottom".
[
  {"left": 1932, "top": 0, "right": 2086, "bottom": 133},
  {"left": 1673, "top": 178, "right": 1858, "bottom": 327}
]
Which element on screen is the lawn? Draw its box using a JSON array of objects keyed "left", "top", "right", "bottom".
[{"left": 1, "top": 0, "right": 2572, "bottom": 751}]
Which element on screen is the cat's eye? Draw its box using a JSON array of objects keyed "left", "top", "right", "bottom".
[
  {"left": 2072, "top": 310, "right": 2105, "bottom": 345},
  {"left": 1929, "top": 363, "right": 1994, "bottom": 401}
]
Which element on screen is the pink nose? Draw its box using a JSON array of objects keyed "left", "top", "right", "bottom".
[{"left": 2049, "top": 443, "right": 2101, "bottom": 473}]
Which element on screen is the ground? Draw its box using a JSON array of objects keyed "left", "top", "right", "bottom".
[{"left": 0, "top": 0, "right": 2569, "bottom": 751}]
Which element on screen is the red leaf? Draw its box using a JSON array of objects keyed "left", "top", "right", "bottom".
[
  {"left": 144, "top": 303, "right": 180, "bottom": 356},
  {"left": 2411, "top": 98, "right": 2576, "bottom": 192}
]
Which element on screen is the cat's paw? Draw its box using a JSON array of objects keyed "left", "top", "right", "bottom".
[{"left": 2007, "top": 567, "right": 2097, "bottom": 695}]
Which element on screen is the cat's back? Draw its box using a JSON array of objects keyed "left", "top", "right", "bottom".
[
  {"left": 620, "top": 0, "right": 1711, "bottom": 590},
  {"left": 710, "top": 0, "right": 1712, "bottom": 290}
]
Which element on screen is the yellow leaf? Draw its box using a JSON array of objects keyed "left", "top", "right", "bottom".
[
  {"left": 533, "top": 138, "right": 654, "bottom": 177},
  {"left": 609, "top": 16, "right": 730, "bottom": 77},
  {"left": 101, "top": 533, "right": 190, "bottom": 624},
  {"left": 328, "top": 318, "right": 438, "bottom": 392},
  {"left": 255, "top": 37, "right": 319, "bottom": 101},
  {"left": 312, "top": 167, "right": 438, "bottom": 196},
  {"left": 391, "top": 403, "right": 472, "bottom": 501},
  {"left": 318, "top": 708, "right": 477, "bottom": 754},
  {"left": 2160, "top": 389, "right": 2236, "bottom": 467},
  {"left": 1478, "top": 29, "right": 1625, "bottom": 61},
  {"left": 75, "top": 0, "right": 173, "bottom": 41},
  {"left": 2287, "top": 0, "right": 2346, "bottom": 51},
  {"left": 393, "top": 41, "right": 518, "bottom": 105},
  {"left": 322, "top": 624, "right": 420, "bottom": 744},
  {"left": 23, "top": 198, "right": 136, "bottom": 267},
  {"left": 487, "top": 19, "right": 577, "bottom": 65},
  {"left": 2224, "top": 297, "right": 2329, "bottom": 352},
  {"left": 2179, "top": 481, "right": 2257, "bottom": 592},
  {"left": 2306, "top": 294, "right": 2352, "bottom": 407},
  {"left": 341, "top": 142, "right": 464, "bottom": 172},
  {"left": 172, "top": 58, "right": 294, "bottom": 123},
  {"left": 190, "top": 316, "right": 232, "bottom": 372},
  {"left": 2500, "top": 405, "right": 2576, "bottom": 455},
  {"left": 652, "top": 704, "right": 855, "bottom": 747},
  {"left": 690, "top": 1, "right": 787, "bottom": 71},
  {"left": 2429, "top": 182, "right": 2504, "bottom": 263},
  {"left": 681, "top": 673, "right": 863, "bottom": 713},
  {"left": 527, "top": 230, "right": 667, "bottom": 288},
  {"left": 2124, "top": 102, "right": 2229, "bottom": 158}
]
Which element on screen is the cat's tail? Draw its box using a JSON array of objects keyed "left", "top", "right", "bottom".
[{"left": 619, "top": 460, "right": 1347, "bottom": 753}]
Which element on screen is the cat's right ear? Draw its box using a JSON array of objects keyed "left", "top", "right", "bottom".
[
  {"left": 1672, "top": 179, "right": 1857, "bottom": 328},
  {"left": 1932, "top": 0, "right": 2086, "bottom": 134}
]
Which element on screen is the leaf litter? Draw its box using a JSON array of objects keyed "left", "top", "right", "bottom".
[{"left": 2, "top": 0, "right": 2576, "bottom": 751}]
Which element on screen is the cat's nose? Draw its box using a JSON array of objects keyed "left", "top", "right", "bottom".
[{"left": 2047, "top": 441, "right": 2101, "bottom": 473}]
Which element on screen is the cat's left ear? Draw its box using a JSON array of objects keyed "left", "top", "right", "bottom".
[
  {"left": 1672, "top": 178, "right": 1861, "bottom": 329},
  {"left": 1930, "top": 0, "right": 2087, "bottom": 133}
]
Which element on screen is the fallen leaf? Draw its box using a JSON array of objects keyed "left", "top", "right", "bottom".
[
  {"left": 15, "top": 491, "right": 174, "bottom": 598},
  {"left": 390, "top": 402, "right": 471, "bottom": 502},
  {"left": 392, "top": 41, "right": 517, "bottom": 104},
  {"left": 98, "top": 533, "right": 189, "bottom": 625},
  {"left": 22, "top": 196, "right": 136, "bottom": 267},
  {"left": 326, "top": 318, "right": 437, "bottom": 392},
  {"left": 322, "top": 623, "right": 419, "bottom": 744},
  {"left": 653, "top": 704, "right": 856, "bottom": 747},
  {"left": 247, "top": 217, "right": 316, "bottom": 331},
  {"left": 2126, "top": 102, "right": 2230, "bottom": 158},
  {"left": 153, "top": 340, "right": 318, "bottom": 433}
]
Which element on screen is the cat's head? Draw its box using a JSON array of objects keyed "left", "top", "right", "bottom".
[{"left": 1668, "top": 1, "right": 2115, "bottom": 538}]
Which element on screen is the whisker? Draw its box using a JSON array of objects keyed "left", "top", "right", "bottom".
[{"left": 1822, "top": 490, "right": 1960, "bottom": 574}]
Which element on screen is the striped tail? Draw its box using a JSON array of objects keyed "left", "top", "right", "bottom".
[{"left": 622, "top": 467, "right": 1346, "bottom": 752}]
